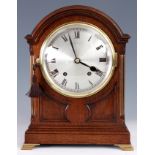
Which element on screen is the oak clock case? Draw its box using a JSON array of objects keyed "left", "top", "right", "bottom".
[{"left": 22, "top": 5, "right": 133, "bottom": 151}]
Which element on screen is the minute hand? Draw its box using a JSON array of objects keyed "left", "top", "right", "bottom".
[{"left": 68, "top": 33, "right": 77, "bottom": 58}]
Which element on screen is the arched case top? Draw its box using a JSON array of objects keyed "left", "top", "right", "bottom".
[{"left": 25, "top": 5, "right": 130, "bottom": 55}]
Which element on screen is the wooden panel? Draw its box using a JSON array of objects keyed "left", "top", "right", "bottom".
[
  {"left": 88, "top": 86, "right": 116, "bottom": 122},
  {"left": 65, "top": 103, "right": 91, "bottom": 124},
  {"left": 40, "top": 96, "right": 68, "bottom": 122},
  {"left": 91, "top": 97, "right": 115, "bottom": 121}
]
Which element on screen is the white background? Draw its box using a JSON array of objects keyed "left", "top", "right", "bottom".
[{"left": 0, "top": 0, "right": 155, "bottom": 155}]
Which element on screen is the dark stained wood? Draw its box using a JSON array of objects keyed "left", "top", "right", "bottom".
[
  {"left": 24, "top": 5, "right": 131, "bottom": 147},
  {"left": 65, "top": 102, "right": 91, "bottom": 124}
]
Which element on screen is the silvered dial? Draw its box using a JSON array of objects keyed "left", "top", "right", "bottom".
[{"left": 40, "top": 23, "right": 116, "bottom": 97}]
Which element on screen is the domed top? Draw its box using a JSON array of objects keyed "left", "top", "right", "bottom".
[{"left": 25, "top": 5, "right": 130, "bottom": 55}]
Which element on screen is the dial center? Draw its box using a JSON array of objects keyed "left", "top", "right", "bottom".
[{"left": 74, "top": 58, "right": 80, "bottom": 64}]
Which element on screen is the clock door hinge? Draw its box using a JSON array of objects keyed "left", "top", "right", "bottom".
[{"left": 113, "top": 52, "right": 118, "bottom": 67}]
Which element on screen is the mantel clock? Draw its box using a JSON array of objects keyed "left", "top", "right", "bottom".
[{"left": 22, "top": 5, "right": 133, "bottom": 151}]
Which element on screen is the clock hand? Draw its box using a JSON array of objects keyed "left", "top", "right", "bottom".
[
  {"left": 79, "top": 61, "right": 100, "bottom": 72},
  {"left": 67, "top": 33, "right": 101, "bottom": 72},
  {"left": 68, "top": 33, "right": 77, "bottom": 58}
]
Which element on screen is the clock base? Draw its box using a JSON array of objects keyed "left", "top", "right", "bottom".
[{"left": 23, "top": 123, "right": 132, "bottom": 150}]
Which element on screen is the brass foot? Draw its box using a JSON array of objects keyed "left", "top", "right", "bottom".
[
  {"left": 21, "top": 144, "right": 40, "bottom": 150},
  {"left": 115, "top": 144, "right": 134, "bottom": 151}
]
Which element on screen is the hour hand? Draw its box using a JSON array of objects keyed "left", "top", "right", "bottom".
[{"left": 79, "top": 61, "right": 99, "bottom": 72}]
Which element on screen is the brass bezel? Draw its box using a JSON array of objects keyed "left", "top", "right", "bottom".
[{"left": 39, "top": 22, "right": 117, "bottom": 98}]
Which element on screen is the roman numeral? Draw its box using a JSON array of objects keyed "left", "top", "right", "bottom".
[
  {"left": 50, "top": 69, "right": 59, "bottom": 77},
  {"left": 74, "top": 31, "right": 80, "bottom": 39},
  {"left": 51, "top": 58, "right": 56, "bottom": 63},
  {"left": 88, "top": 35, "right": 92, "bottom": 41},
  {"left": 48, "top": 41, "right": 52, "bottom": 47},
  {"left": 61, "top": 35, "right": 68, "bottom": 42},
  {"left": 48, "top": 41, "right": 59, "bottom": 49},
  {"left": 99, "top": 58, "right": 107, "bottom": 62},
  {"left": 52, "top": 46, "right": 59, "bottom": 50},
  {"left": 95, "top": 70, "right": 104, "bottom": 77},
  {"left": 96, "top": 45, "right": 103, "bottom": 50},
  {"left": 75, "top": 82, "right": 79, "bottom": 90},
  {"left": 61, "top": 79, "right": 67, "bottom": 87},
  {"left": 88, "top": 80, "right": 93, "bottom": 86}
]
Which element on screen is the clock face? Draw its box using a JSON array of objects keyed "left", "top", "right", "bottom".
[{"left": 40, "top": 22, "right": 116, "bottom": 98}]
